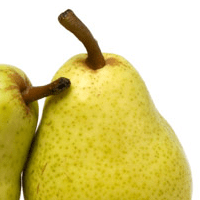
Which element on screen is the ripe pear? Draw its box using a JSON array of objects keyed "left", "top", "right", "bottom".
[
  {"left": 23, "top": 9, "right": 192, "bottom": 200},
  {"left": 0, "top": 64, "right": 70, "bottom": 200}
]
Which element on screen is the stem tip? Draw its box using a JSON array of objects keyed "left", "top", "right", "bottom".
[{"left": 51, "top": 77, "right": 71, "bottom": 95}]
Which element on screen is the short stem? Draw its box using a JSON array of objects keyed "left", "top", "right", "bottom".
[
  {"left": 58, "top": 9, "right": 105, "bottom": 70},
  {"left": 22, "top": 77, "right": 71, "bottom": 105}
]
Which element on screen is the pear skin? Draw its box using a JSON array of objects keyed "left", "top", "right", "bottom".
[
  {"left": 23, "top": 9, "right": 192, "bottom": 200},
  {"left": 23, "top": 54, "right": 192, "bottom": 200},
  {"left": 0, "top": 65, "right": 38, "bottom": 199},
  {"left": 0, "top": 64, "right": 70, "bottom": 199}
]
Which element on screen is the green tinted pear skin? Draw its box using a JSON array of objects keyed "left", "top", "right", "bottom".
[
  {"left": 23, "top": 10, "right": 192, "bottom": 200},
  {"left": 0, "top": 65, "right": 38, "bottom": 199},
  {"left": 0, "top": 64, "right": 70, "bottom": 200}
]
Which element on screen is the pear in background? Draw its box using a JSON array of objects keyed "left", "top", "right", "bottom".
[
  {"left": 0, "top": 64, "right": 70, "bottom": 200},
  {"left": 23, "top": 9, "right": 192, "bottom": 200}
]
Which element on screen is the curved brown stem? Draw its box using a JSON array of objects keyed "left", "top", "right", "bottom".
[
  {"left": 58, "top": 9, "right": 105, "bottom": 70},
  {"left": 22, "top": 77, "right": 71, "bottom": 105}
]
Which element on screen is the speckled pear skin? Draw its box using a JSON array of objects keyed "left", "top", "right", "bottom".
[
  {"left": 23, "top": 53, "right": 192, "bottom": 200},
  {"left": 0, "top": 65, "right": 38, "bottom": 200}
]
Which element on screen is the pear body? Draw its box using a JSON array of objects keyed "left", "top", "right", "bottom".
[
  {"left": 0, "top": 65, "right": 38, "bottom": 200},
  {"left": 23, "top": 54, "right": 192, "bottom": 200}
]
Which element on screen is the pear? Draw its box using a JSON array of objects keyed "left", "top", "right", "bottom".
[
  {"left": 23, "top": 9, "right": 192, "bottom": 200},
  {"left": 0, "top": 64, "right": 70, "bottom": 200}
]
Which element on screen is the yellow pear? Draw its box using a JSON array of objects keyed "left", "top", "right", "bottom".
[
  {"left": 23, "top": 9, "right": 192, "bottom": 200},
  {"left": 0, "top": 64, "right": 70, "bottom": 200}
]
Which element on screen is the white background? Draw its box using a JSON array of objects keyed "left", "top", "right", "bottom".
[{"left": 0, "top": 0, "right": 199, "bottom": 199}]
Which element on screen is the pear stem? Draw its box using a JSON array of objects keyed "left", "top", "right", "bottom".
[
  {"left": 58, "top": 9, "right": 105, "bottom": 70},
  {"left": 22, "top": 77, "right": 71, "bottom": 105}
]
